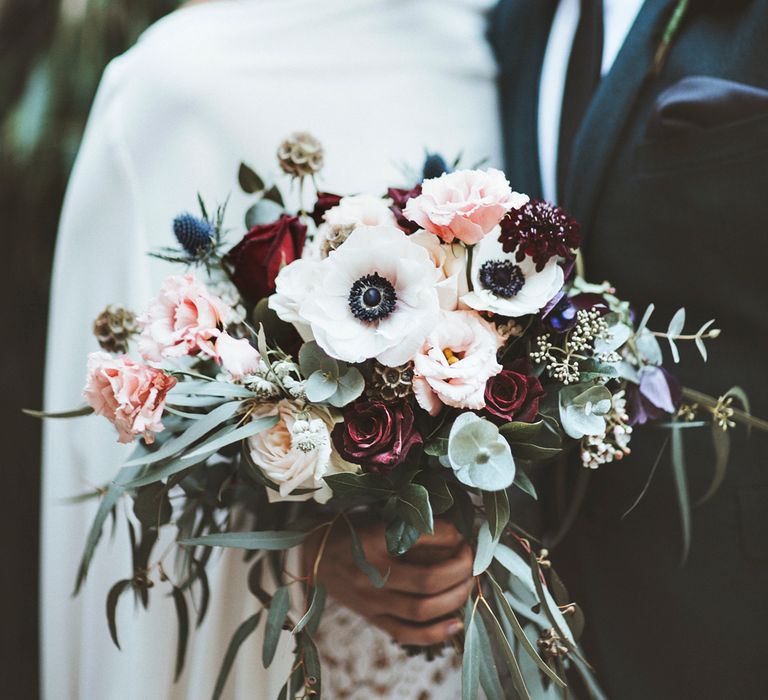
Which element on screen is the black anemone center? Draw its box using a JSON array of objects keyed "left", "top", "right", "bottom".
[
  {"left": 348, "top": 272, "right": 397, "bottom": 322},
  {"left": 479, "top": 259, "right": 525, "bottom": 298}
]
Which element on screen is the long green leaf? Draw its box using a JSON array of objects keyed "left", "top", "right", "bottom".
[
  {"left": 513, "top": 470, "right": 538, "bottom": 500},
  {"left": 462, "top": 604, "right": 480, "bottom": 700},
  {"left": 346, "top": 520, "right": 389, "bottom": 588},
  {"left": 106, "top": 579, "right": 132, "bottom": 649},
  {"left": 480, "top": 600, "right": 531, "bottom": 700},
  {"left": 385, "top": 518, "right": 421, "bottom": 556},
  {"left": 181, "top": 415, "right": 278, "bottom": 460},
  {"left": 181, "top": 530, "right": 308, "bottom": 551},
  {"left": 670, "top": 424, "right": 691, "bottom": 564},
  {"left": 697, "top": 424, "right": 731, "bottom": 505},
  {"left": 212, "top": 613, "right": 262, "bottom": 700},
  {"left": 172, "top": 586, "right": 190, "bottom": 681},
  {"left": 472, "top": 521, "right": 498, "bottom": 576},
  {"left": 122, "top": 401, "right": 242, "bottom": 467},
  {"left": 301, "top": 634, "right": 322, "bottom": 696},
  {"left": 482, "top": 489, "right": 510, "bottom": 540},
  {"left": 474, "top": 613, "right": 505, "bottom": 700},
  {"left": 263, "top": 585, "right": 291, "bottom": 668},
  {"left": 293, "top": 584, "right": 326, "bottom": 635},
  {"left": 173, "top": 380, "right": 254, "bottom": 398},
  {"left": 487, "top": 573, "right": 565, "bottom": 687}
]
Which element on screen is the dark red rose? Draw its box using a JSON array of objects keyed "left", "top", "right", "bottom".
[
  {"left": 484, "top": 360, "right": 544, "bottom": 423},
  {"left": 387, "top": 184, "right": 422, "bottom": 233},
  {"left": 225, "top": 214, "right": 307, "bottom": 305},
  {"left": 311, "top": 192, "right": 342, "bottom": 227},
  {"left": 332, "top": 400, "right": 422, "bottom": 473}
]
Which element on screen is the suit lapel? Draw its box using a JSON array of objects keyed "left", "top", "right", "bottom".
[
  {"left": 495, "top": 0, "right": 558, "bottom": 198},
  {"left": 562, "top": 0, "right": 675, "bottom": 228}
]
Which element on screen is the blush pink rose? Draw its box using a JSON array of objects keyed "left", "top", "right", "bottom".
[
  {"left": 138, "top": 273, "right": 232, "bottom": 360},
  {"left": 413, "top": 310, "right": 503, "bottom": 416},
  {"left": 83, "top": 352, "right": 177, "bottom": 444},
  {"left": 215, "top": 333, "right": 261, "bottom": 379},
  {"left": 403, "top": 168, "right": 528, "bottom": 245}
]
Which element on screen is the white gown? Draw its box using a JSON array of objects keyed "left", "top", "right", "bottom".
[{"left": 41, "top": 1, "right": 502, "bottom": 698}]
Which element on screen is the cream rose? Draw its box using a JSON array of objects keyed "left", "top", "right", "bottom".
[{"left": 247, "top": 400, "right": 358, "bottom": 502}]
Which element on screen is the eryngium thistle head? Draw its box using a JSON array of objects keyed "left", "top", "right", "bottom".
[
  {"left": 499, "top": 200, "right": 581, "bottom": 271},
  {"left": 277, "top": 132, "right": 324, "bottom": 178},
  {"left": 93, "top": 306, "right": 138, "bottom": 354},
  {"left": 422, "top": 153, "right": 450, "bottom": 181},
  {"left": 173, "top": 213, "right": 214, "bottom": 257},
  {"left": 366, "top": 362, "right": 414, "bottom": 402}
]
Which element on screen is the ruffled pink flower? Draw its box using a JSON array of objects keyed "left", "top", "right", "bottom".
[
  {"left": 413, "top": 310, "right": 503, "bottom": 416},
  {"left": 215, "top": 333, "right": 261, "bottom": 380},
  {"left": 83, "top": 352, "right": 177, "bottom": 444},
  {"left": 403, "top": 168, "right": 528, "bottom": 245},
  {"left": 138, "top": 274, "right": 231, "bottom": 360}
]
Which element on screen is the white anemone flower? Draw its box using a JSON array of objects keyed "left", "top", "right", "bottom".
[
  {"left": 461, "top": 226, "right": 564, "bottom": 317},
  {"left": 298, "top": 225, "right": 441, "bottom": 366},
  {"left": 269, "top": 259, "right": 323, "bottom": 341}
]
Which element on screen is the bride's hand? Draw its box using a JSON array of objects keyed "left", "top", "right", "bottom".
[{"left": 304, "top": 516, "right": 473, "bottom": 646}]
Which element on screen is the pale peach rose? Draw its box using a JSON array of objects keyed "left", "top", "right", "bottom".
[
  {"left": 83, "top": 352, "right": 177, "bottom": 444},
  {"left": 410, "top": 230, "right": 469, "bottom": 311},
  {"left": 247, "top": 400, "right": 358, "bottom": 502},
  {"left": 413, "top": 310, "right": 503, "bottom": 416},
  {"left": 403, "top": 168, "right": 528, "bottom": 245},
  {"left": 138, "top": 273, "right": 232, "bottom": 361},
  {"left": 215, "top": 333, "right": 261, "bottom": 380}
]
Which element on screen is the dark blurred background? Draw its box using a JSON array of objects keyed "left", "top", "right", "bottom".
[{"left": 1, "top": 1, "right": 179, "bottom": 696}]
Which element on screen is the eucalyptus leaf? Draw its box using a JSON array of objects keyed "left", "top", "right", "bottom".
[
  {"left": 473, "top": 521, "right": 498, "bottom": 576},
  {"left": 181, "top": 530, "right": 307, "bottom": 550},
  {"left": 447, "top": 413, "right": 516, "bottom": 491},
  {"left": 106, "top": 579, "right": 132, "bottom": 649},
  {"left": 263, "top": 586, "right": 291, "bottom": 668},
  {"left": 329, "top": 366, "right": 365, "bottom": 407},
  {"left": 667, "top": 307, "right": 686, "bottom": 337},
  {"left": 182, "top": 414, "right": 278, "bottom": 460},
  {"left": 697, "top": 424, "right": 731, "bottom": 505},
  {"left": 23, "top": 405, "right": 94, "bottom": 419},
  {"left": 462, "top": 604, "right": 480, "bottom": 700},
  {"left": 301, "top": 634, "right": 322, "bottom": 696},
  {"left": 304, "top": 371, "right": 338, "bottom": 403},
  {"left": 475, "top": 613, "right": 505, "bottom": 700},
  {"left": 670, "top": 424, "right": 691, "bottom": 564},
  {"left": 238, "top": 162, "right": 265, "bottom": 193},
  {"left": 293, "top": 585, "right": 327, "bottom": 635},
  {"left": 245, "top": 200, "right": 286, "bottom": 228},
  {"left": 636, "top": 303, "right": 655, "bottom": 335},
  {"left": 299, "top": 341, "right": 338, "bottom": 377},
  {"left": 635, "top": 328, "right": 664, "bottom": 365},
  {"left": 212, "top": 613, "right": 262, "bottom": 700},
  {"left": 171, "top": 586, "right": 189, "bottom": 681},
  {"left": 480, "top": 601, "right": 531, "bottom": 700},
  {"left": 482, "top": 489, "right": 510, "bottom": 540},
  {"left": 347, "top": 520, "right": 389, "bottom": 588},
  {"left": 668, "top": 336, "right": 680, "bottom": 363}
]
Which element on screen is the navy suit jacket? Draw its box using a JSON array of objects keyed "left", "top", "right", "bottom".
[{"left": 490, "top": 2, "right": 768, "bottom": 698}]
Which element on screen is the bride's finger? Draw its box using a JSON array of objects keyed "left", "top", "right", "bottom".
[
  {"left": 382, "top": 543, "right": 473, "bottom": 594},
  {"left": 375, "top": 579, "right": 472, "bottom": 623},
  {"left": 372, "top": 614, "right": 464, "bottom": 647}
]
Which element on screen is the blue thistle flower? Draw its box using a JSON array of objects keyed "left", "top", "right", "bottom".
[
  {"left": 422, "top": 153, "right": 450, "bottom": 181},
  {"left": 173, "top": 213, "right": 214, "bottom": 257}
]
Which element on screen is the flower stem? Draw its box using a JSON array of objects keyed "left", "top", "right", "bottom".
[{"left": 682, "top": 387, "right": 768, "bottom": 433}]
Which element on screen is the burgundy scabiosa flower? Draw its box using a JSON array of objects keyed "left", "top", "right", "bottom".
[
  {"left": 499, "top": 200, "right": 582, "bottom": 271},
  {"left": 332, "top": 399, "right": 422, "bottom": 473},
  {"left": 484, "top": 359, "right": 545, "bottom": 423}
]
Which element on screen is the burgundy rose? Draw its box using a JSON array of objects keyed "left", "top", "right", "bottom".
[
  {"left": 484, "top": 360, "right": 544, "bottom": 423},
  {"left": 332, "top": 400, "right": 422, "bottom": 473},
  {"left": 387, "top": 184, "right": 422, "bottom": 233},
  {"left": 311, "top": 191, "right": 342, "bottom": 227},
  {"left": 225, "top": 214, "right": 307, "bottom": 305}
]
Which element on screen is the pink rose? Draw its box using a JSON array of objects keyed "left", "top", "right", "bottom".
[
  {"left": 403, "top": 168, "right": 528, "bottom": 245},
  {"left": 413, "top": 310, "right": 503, "bottom": 416},
  {"left": 138, "top": 273, "right": 232, "bottom": 360},
  {"left": 83, "top": 352, "right": 177, "bottom": 444},
  {"left": 215, "top": 332, "right": 261, "bottom": 379}
]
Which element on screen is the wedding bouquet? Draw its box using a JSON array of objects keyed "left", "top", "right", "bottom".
[{"left": 35, "top": 135, "right": 765, "bottom": 700}]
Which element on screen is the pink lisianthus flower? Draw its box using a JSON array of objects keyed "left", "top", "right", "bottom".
[
  {"left": 215, "top": 332, "right": 261, "bottom": 380},
  {"left": 413, "top": 310, "right": 503, "bottom": 416},
  {"left": 83, "top": 352, "right": 177, "bottom": 444},
  {"left": 403, "top": 168, "right": 528, "bottom": 245},
  {"left": 138, "top": 273, "right": 232, "bottom": 361}
]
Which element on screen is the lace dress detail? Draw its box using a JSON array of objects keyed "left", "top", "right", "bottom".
[{"left": 315, "top": 598, "right": 463, "bottom": 699}]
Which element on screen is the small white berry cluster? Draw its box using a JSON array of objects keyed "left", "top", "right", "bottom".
[{"left": 580, "top": 391, "right": 633, "bottom": 469}]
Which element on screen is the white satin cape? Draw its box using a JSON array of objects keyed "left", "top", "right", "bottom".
[{"left": 41, "top": 1, "right": 501, "bottom": 697}]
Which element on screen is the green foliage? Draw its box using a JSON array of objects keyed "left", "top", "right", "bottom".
[{"left": 213, "top": 612, "right": 262, "bottom": 700}]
